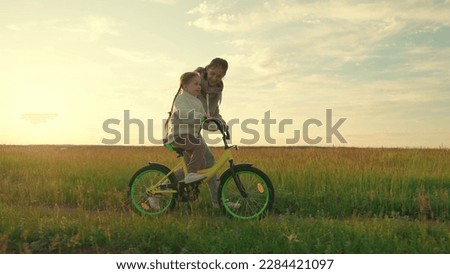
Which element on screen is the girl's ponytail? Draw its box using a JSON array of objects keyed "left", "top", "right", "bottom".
[{"left": 164, "top": 85, "right": 182, "bottom": 139}]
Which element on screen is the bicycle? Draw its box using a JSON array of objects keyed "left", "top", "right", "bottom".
[{"left": 128, "top": 118, "right": 275, "bottom": 220}]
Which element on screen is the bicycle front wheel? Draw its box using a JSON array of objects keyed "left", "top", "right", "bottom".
[
  {"left": 218, "top": 166, "right": 275, "bottom": 220},
  {"left": 129, "top": 164, "right": 177, "bottom": 216}
]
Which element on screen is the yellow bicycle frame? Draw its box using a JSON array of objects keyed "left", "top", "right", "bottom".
[{"left": 147, "top": 148, "right": 235, "bottom": 195}]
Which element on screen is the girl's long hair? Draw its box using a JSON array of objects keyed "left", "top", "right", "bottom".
[{"left": 164, "top": 72, "right": 200, "bottom": 134}]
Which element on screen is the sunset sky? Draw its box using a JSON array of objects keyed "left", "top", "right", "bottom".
[{"left": 1, "top": 0, "right": 449, "bottom": 147}]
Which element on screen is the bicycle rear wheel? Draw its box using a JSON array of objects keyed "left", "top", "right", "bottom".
[
  {"left": 218, "top": 166, "right": 274, "bottom": 220},
  {"left": 129, "top": 164, "right": 177, "bottom": 216}
]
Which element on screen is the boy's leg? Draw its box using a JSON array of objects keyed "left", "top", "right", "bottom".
[
  {"left": 173, "top": 152, "right": 189, "bottom": 181},
  {"left": 204, "top": 143, "right": 220, "bottom": 207}
]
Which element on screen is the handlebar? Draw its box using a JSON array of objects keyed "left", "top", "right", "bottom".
[
  {"left": 203, "top": 118, "right": 233, "bottom": 149},
  {"left": 204, "top": 117, "right": 230, "bottom": 140}
]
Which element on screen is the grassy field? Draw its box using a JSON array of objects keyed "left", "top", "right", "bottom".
[{"left": 0, "top": 145, "right": 449, "bottom": 253}]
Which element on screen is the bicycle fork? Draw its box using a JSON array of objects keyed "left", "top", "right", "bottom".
[{"left": 228, "top": 160, "right": 249, "bottom": 198}]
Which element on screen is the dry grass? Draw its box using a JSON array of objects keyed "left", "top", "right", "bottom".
[{"left": 0, "top": 145, "right": 449, "bottom": 253}]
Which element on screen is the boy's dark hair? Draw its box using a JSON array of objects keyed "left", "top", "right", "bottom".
[{"left": 205, "top": 57, "right": 228, "bottom": 72}]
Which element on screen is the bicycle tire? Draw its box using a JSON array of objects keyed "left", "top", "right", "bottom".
[
  {"left": 218, "top": 165, "right": 275, "bottom": 220},
  {"left": 129, "top": 164, "right": 177, "bottom": 216}
]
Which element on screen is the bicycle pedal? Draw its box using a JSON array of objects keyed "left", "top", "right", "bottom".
[{"left": 160, "top": 183, "right": 177, "bottom": 190}]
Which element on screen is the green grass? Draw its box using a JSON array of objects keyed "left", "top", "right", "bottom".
[{"left": 0, "top": 145, "right": 449, "bottom": 253}]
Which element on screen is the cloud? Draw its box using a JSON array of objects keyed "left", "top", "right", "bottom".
[
  {"left": 187, "top": 0, "right": 309, "bottom": 32},
  {"left": 5, "top": 16, "right": 121, "bottom": 42},
  {"left": 6, "top": 24, "right": 21, "bottom": 31},
  {"left": 107, "top": 48, "right": 155, "bottom": 63},
  {"left": 188, "top": 0, "right": 450, "bottom": 91},
  {"left": 21, "top": 113, "right": 58, "bottom": 124},
  {"left": 188, "top": 1, "right": 450, "bottom": 33},
  {"left": 402, "top": 47, "right": 450, "bottom": 75},
  {"left": 106, "top": 47, "right": 187, "bottom": 69},
  {"left": 186, "top": 0, "right": 449, "bottom": 63},
  {"left": 56, "top": 16, "right": 121, "bottom": 41},
  {"left": 139, "top": 0, "right": 177, "bottom": 5}
]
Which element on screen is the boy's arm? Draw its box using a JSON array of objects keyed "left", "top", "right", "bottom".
[
  {"left": 208, "top": 92, "right": 226, "bottom": 129},
  {"left": 211, "top": 106, "right": 225, "bottom": 123}
]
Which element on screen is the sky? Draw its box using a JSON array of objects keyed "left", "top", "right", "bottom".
[{"left": 1, "top": 0, "right": 449, "bottom": 147}]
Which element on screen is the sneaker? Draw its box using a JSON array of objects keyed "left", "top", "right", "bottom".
[
  {"left": 184, "top": 172, "right": 206, "bottom": 184},
  {"left": 146, "top": 196, "right": 160, "bottom": 210},
  {"left": 225, "top": 201, "right": 241, "bottom": 210},
  {"left": 213, "top": 200, "right": 241, "bottom": 210}
]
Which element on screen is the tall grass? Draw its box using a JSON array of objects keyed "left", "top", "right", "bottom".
[{"left": 0, "top": 145, "right": 449, "bottom": 253}]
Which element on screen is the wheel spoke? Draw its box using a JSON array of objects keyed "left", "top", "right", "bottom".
[
  {"left": 220, "top": 167, "right": 274, "bottom": 219},
  {"left": 129, "top": 166, "right": 176, "bottom": 216}
]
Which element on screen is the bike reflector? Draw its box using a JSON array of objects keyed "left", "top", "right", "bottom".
[{"left": 257, "top": 183, "right": 265, "bottom": 193}]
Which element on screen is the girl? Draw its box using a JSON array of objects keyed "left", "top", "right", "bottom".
[{"left": 165, "top": 72, "right": 208, "bottom": 184}]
